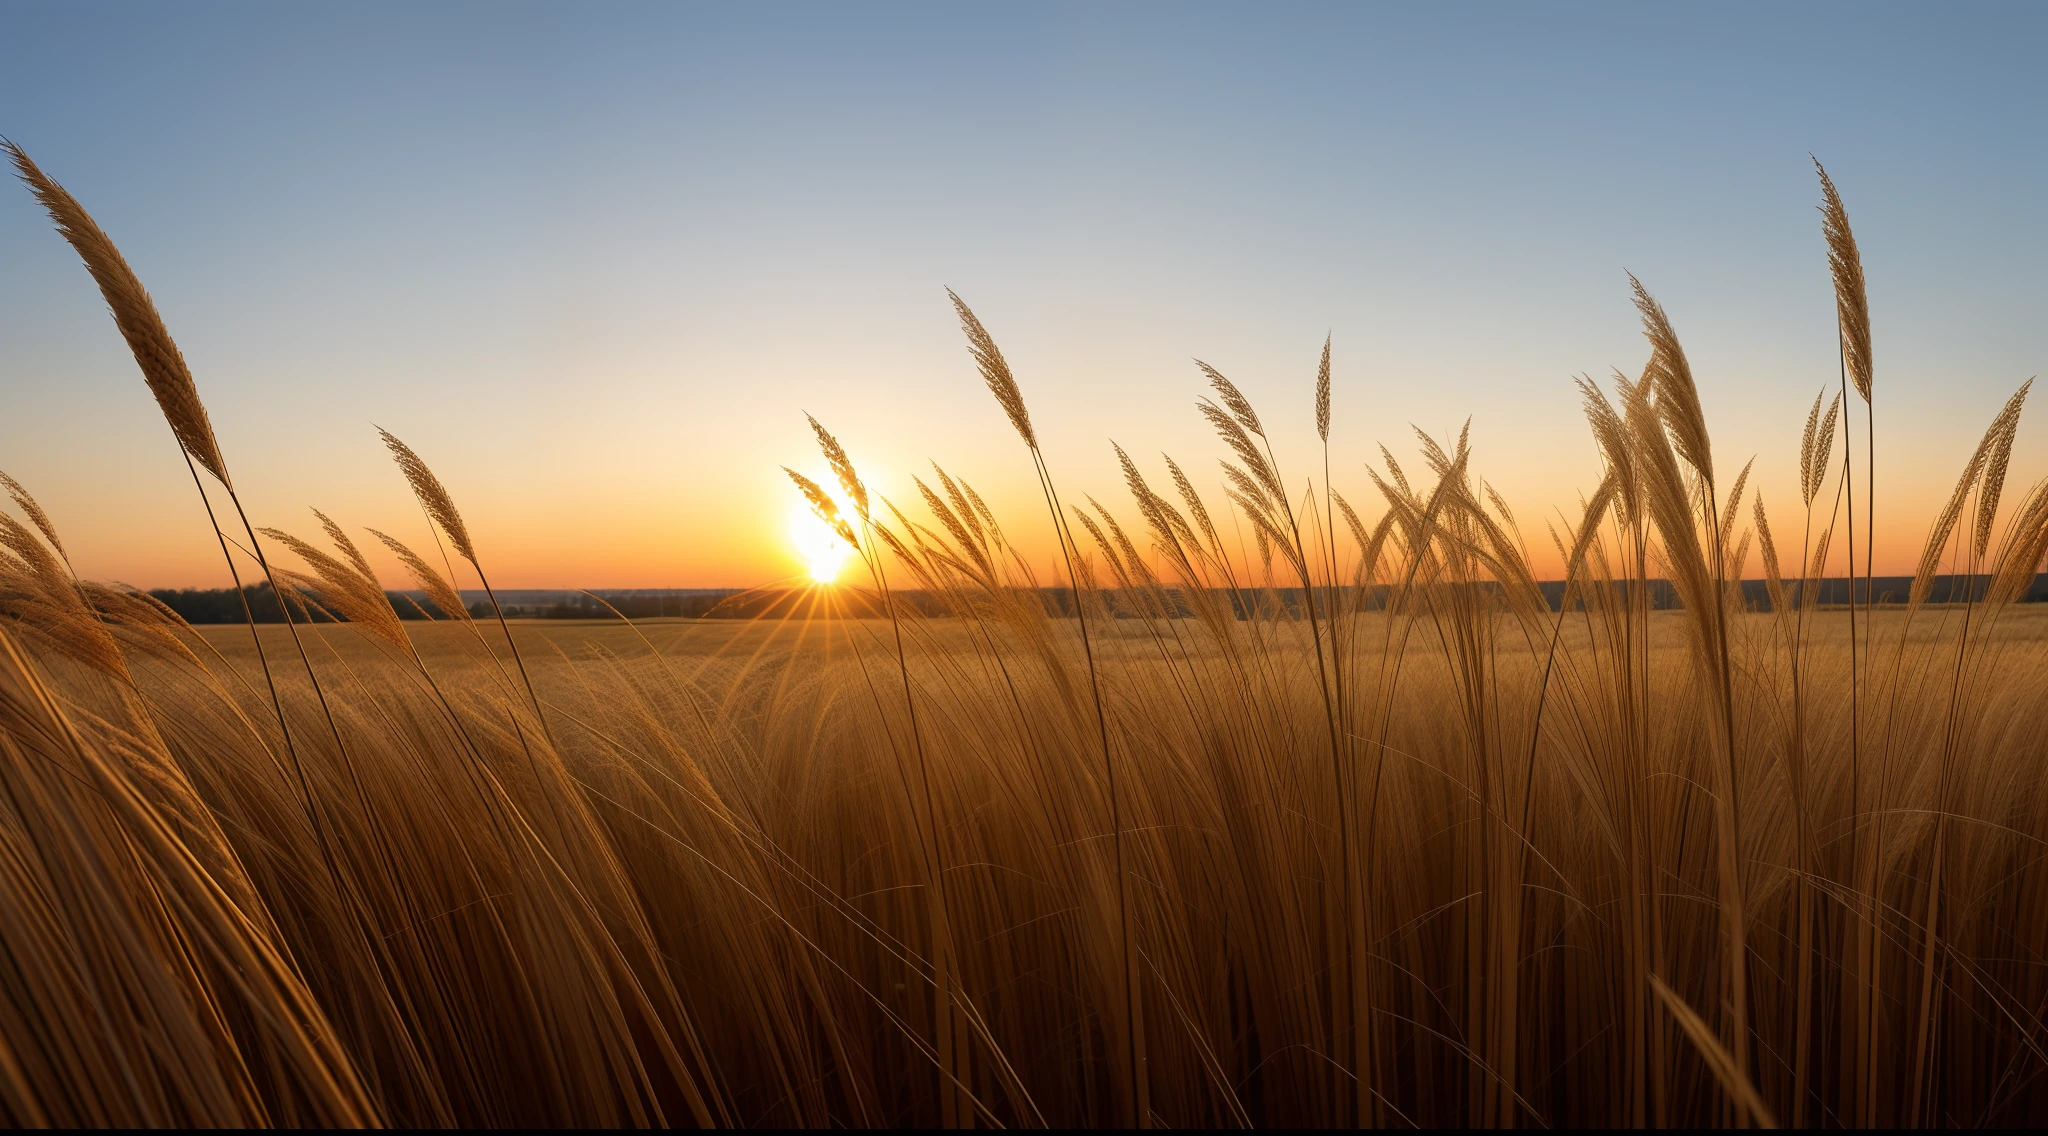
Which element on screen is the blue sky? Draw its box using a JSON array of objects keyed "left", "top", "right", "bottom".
[{"left": 2, "top": 2, "right": 2042, "bottom": 583}]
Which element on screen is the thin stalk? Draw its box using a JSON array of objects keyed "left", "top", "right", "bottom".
[
  {"left": 1831, "top": 339, "right": 1878, "bottom": 1125},
  {"left": 179, "top": 454, "right": 315, "bottom": 821}
]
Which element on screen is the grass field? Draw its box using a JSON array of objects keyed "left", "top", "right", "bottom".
[{"left": 6, "top": 139, "right": 2048, "bottom": 1128}]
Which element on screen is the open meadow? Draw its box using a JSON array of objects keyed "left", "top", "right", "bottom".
[{"left": 5, "top": 133, "right": 2048, "bottom": 1131}]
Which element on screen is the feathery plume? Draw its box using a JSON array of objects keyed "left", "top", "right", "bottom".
[
  {"left": 1417, "top": 425, "right": 1465, "bottom": 484},
  {"left": 258, "top": 523, "right": 408, "bottom": 649},
  {"left": 1220, "top": 462, "right": 1276, "bottom": 521},
  {"left": 1807, "top": 527, "right": 1834, "bottom": 609},
  {"left": 1988, "top": 479, "right": 2048, "bottom": 604},
  {"left": 1332, "top": 489, "right": 1371, "bottom": 556},
  {"left": 81, "top": 581, "right": 204, "bottom": 667},
  {"left": 368, "top": 528, "right": 471, "bottom": 621},
  {"left": 1974, "top": 379, "right": 2031, "bottom": 559},
  {"left": 1911, "top": 399, "right": 2015, "bottom": 607},
  {"left": 914, "top": 477, "right": 987, "bottom": 575},
  {"left": 808, "top": 415, "right": 869, "bottom": 520},
  {"left": 1579, "top": 375, "right": 1641, "bottom": 528},
  {"left": 1566, "top": 473, "right": 1621, "bottom": 582},
  {"left": 1164, "top": 454, "right": 1222, "bottom": 557},
  {"left": 1718, "top": 457, "right": 1754, "bottom": 564},
  {"left": 0, "top": 472, "right": 69, "bottom": 567},
  {"left": 959, "top": 479, "right": 1002, "bottom": 546},
  {"left": 1198, "top": 361, "right": 1265, "bottom": 437},
  {"left": 1485, "top": 482, "right": 1518, "bottom": 529},
  {"left": 785, "top": 468, "right": 858, "bottom": 550},
  {"left": 0, "top": 512, "right": 76, "bottom": 607},
  {"left": 1755, "top": 495, "right": 1787, "bottom": 614},
  {"left": 948, "top": 289, "right": 1037, "bottom": 450},
  {"left": 1815, "top": 158, "right": 1872, "bottom": 402},
  {"left": 1631, "top": 274, "right": 1714, "bottom": 485},
  {"left": 1802, "top": 390, "right": 1835, "bottom": 507},
  {"left": 1315, "top": 335, "right": 1332, "bottom": 443},
  {"left": 7, "top": 141, "right": 230, "bottom": 484},
  {"left": 1113, "top": 443, "right": 1189, "bottom": 556},
  {"left": 315, "top": 509, "right": 378, "bottom": 586},
  {"left": 1812, "top": 393, "right": 1842, "bottom": 507},
  {"left": 1379, "top": 445, "right": 1413, "bottom": 500},
  {"left": 1200, "top": 399, "right": 1284, "bottom": 503},
  {"left": 379, "top": 428, "right": 476, "bottom": 563},
  {"left": 1089, "top": 499, "right": 1158, "bottom": 590},
  {"left": 1071, "top": 507, "right": 1127, "bottom": 583},
  {"left": 931, "top": 464, "right": 985, "bottom": 548}
]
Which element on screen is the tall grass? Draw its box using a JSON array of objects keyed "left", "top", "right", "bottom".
[{"left": 4, "top": 141, "right": 2048, "bottom": 1127}]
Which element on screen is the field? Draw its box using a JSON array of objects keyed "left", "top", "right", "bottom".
[{"left": 6, "top": 138, "right": 2048, "bottom": 1128}]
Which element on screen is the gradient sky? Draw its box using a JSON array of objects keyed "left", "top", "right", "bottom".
[{"left": 2, "top": 1, "right": 2044, "bottom": 588}]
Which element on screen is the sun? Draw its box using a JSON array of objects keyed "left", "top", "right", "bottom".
[{"left": 789, "top": 505, "right": 853, "bottom": 584}]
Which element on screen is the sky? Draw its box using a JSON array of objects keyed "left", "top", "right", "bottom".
[{"left": 1, "top": 1, "right": 2043, "bottom": 588}]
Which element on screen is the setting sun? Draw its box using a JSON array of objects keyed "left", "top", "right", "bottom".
[{"left": 789, "top": 503, "right": 853, "bottom": 583}]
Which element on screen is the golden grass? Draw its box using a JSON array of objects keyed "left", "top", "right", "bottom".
[{"left": 4, "top": 142, "right": 2048, "bottom": 1128}]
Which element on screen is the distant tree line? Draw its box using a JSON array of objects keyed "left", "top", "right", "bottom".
[
  {"left": 484, "top": 594, "right": 735, "bottom": 620},
  {"left": 148, "top": 585, "right": 461, "bottom": 624},
  {"left": 146, "top": 586, "right": 738, "bottom": 624}
]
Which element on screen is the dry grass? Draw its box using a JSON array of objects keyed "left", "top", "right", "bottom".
[{"left": 3, "top": 143, "right": 2048, "bottom": 1128}]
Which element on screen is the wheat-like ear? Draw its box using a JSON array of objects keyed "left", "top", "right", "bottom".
[
  {"left": 7, "top": 141, "right": 230, "bottom": 485},
  {"left": 1717, "top": 457, "right": 1754, "bottom": 563},
  {"left": 1806, "top": 526, "right": 1834, "bottom": 609},
  {"left": 1815, "top": 157, "right": 1872, "bottom": 402},
  {"left": 1798, "top": 390, "right": 1824, "bottom": 506},
  {"left": 1315, "top": 335, "right": 1332, "bottom": 443},
  {"left": 1200, "top": 399, "right": 1284, "bottom": 503},
  {"left": 1111, "top": 444, "right": 1179, "bottom": 552},
  {"left": 914, "top": 476, "right": 988, "bottom": 577},
  {"left": 1379, "top": 445, "right": 1414, "bottom": 501},
  {"left": 1912, "top": 403, "right": 2012, "bottom": 607},
  {"left": 0, "top": 513, "right": 83, "bottom": 616},
  {"left": 1089, "top": 497, "right": 1158, "bottom": 589},
  {"left": 1331, "top": 488, "right": 1370, "bottom": 556},
  {"left": 258, "top": 524, "right": 408, "bottom": 649},
  {"left": 959, "top": 479, "right": 1002, "bottom": 544},
  {"left": 1755, "top": 494, "right": 1788, "bottom": 614},
  {"left": 1630, "top": 273, "right": 1714, "bottom": 486},
  {"left": 1589, "top": 374, "right": 1644, "bottom": 529},
  {"left": 930, "top": 464, "right": 986, "bottom": 549},
  {"left": 1198, "top": 361, "right": 1266, "bottom": 438},
  {"left": 1988, "top": 479, "right": 2048, "bottom": 605},
  {"left": 1567, "top": 472, "right": 1621, "bottom": 581},
  {"left": 807, "top": 414, "right": 870, "bottom": 520},
  {"left": 0, "top": 472, "right": 69, "bottom": 567},
  {"left": 1163, "top": 454, "right": 1222, "bottom": 558},
  {"left": 0, "top": 526, "right": 126, "bottom": 678},
  {"left": 1358, "top": 507, "right": 1399, "bottom": 584},
  {"left": 1220, "top": 462, "right": 1277, "bottom": 522},
  {"left": 785, "top": 468, "right": 858, "bottom": 550},
  {"left": 948, "top": 289, "right": 1037, "bottom": 450},
  {"left": 313, "top": 509, "right": 379, "bottom": 585},
  {"left": 1813, "top": 393, "right": 1842, "bottom": 505},
  {"left": 81, "top": 581, "right": 205, "bottom": 667},
  {"left": 368, "top": 527, "right": 470, "bottom": 622},
  {"left": 1484, "top": 481, "right": 1518, "bottom": 530},
  {"left": 377, "top": 428, "right": 476, "bottom": 563},
  {"left": 1975, "top": 379, "right": 2031, "bottom": 559}
]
